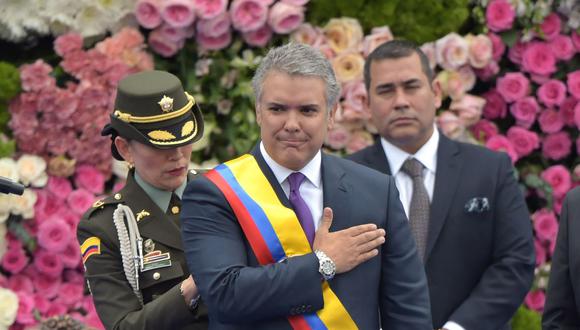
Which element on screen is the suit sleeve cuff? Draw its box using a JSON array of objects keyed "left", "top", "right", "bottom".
[{"left": 442, "top": 321, "right": 465, "bottom": 330}]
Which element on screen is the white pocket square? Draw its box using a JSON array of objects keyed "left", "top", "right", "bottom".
[{"left": 464, "top": 197, "right": 490, "bottom": 214}]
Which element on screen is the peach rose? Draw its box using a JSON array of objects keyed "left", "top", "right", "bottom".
[
  {"left": 323, "top": 18, "right": 363, "bottom": 54},
  {"left": 449, "top": 94, "right": 485, "bottom": 127},
  {"left": 435, "top": 32, "right": 469, "bottom": 70},
  {"left": 362, "top": 26, "right": 393, "bottom": 57},
  {"left": 466, "top": 34, "right": 493, "bottom": 69},
  {"left": 332, "top": 51, "right": 364, "bottom": 83}
]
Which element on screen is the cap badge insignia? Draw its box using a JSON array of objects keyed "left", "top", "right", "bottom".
[{"left": 158, "top": 95, "right": 174, "bottom": 112}]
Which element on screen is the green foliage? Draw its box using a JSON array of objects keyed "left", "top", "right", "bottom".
[
  {"left": 0, "top": 61, "right": 20, "bottom": 138},
  {"left": 307, "top": 0, "right": 471, "bottom": 44},
  {"left": 511, "top": 306, "right": 542, "bottom": 330}
]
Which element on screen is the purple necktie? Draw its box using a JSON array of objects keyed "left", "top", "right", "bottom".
[{"left": 287, "top": 172, "right": 315, "bottom": 246}]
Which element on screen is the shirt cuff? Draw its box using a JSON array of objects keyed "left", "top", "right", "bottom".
[{"left": 442, "top": 321, "right": 465, "bottom": 330}]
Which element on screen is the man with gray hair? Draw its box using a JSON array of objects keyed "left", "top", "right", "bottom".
[{"left": 181, "top": 43, "right": 432, "bottom": 329}]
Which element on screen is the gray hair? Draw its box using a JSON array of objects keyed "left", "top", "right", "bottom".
[{"left": 252, "top": 43, "right": 340, "bottom": 110}]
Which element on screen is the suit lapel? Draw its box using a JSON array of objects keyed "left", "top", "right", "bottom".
[
  {"left": 321, "top": 154, "right": 351, "bottom": 231},
  {"left": 424, "top": 135, "right": 462, "bottom": 262},
  {"left": 366, "top": 139, "right": 392, "bottom": 176},
  {"left": 121, "top": 173, "right": 184, "bottom": 251}
]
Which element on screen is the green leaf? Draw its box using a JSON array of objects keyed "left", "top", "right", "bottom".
[{"left": 499, "top": 30, "right": 519, "bottom": 48}]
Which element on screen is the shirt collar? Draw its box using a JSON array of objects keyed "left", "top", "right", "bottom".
[
  {"left": 134, "top": 170, "right": 187, "bottom": 212},
  {"left": 260, "top": 141, "right": 322, "bottom": 188},
  {"left": 380, "top": 125, "right": 439, "bottom": 175}
]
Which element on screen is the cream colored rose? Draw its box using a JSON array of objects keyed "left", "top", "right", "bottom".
[
  {"left": 0, "top": 224, "right": 6, "bottom": 264},
  {"left": 435, "top": 32, "right": 469, "bottom": 70},
  {"left": 47, "top": 155, "right": 76, "bottom": 177},
  {"left": 17, "top": 154, "right": 47, "bottom": 187},
  {"left": 191, "top": 121, "right": 215, "bottom": 152},
  {"left": 0, "top": 158, "right": 18, "bottom": 182},
  {"left": 10, "top": 188, "right": 38, "bottom": 220},
  {"left": 332, "top": 51, "right": 364, "bottom": 83},
  {"left": 0, "top": 194, "right": 16, "bottom": 223},
  {"left": 0, "top": 288, "right": 19, "bottom": 329},
  {"left": 436, "top": 70, "right": 467, "bottom": 100},
  {"left": 466, "top": 34, "right": 493, "bottom": 69},
  {"left": 450, "top": 94, "right": 486, "bottom": 127},
  {"left": 323, "top": 18, "right": 363, "bottom": 54}
]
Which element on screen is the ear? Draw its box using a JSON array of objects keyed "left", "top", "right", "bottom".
[
  {"left": 114, "top": 137, "right": 133, "bottom": 164},
  {"left": 255, "top": 104, "right": 262, "bottom": 127},
  {"left": 327, "top": 103, "right": 339, "bottom": 130},
  {"left": 431, "top": 79, "right": 443, "bottom": 109}
]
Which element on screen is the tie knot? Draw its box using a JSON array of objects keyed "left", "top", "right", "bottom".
[
  {"left": 401, "top": 158, "right": 424, "bottom": 178},
  {"left": 288, "top": 172, "right": 306, "bottom": 192}
]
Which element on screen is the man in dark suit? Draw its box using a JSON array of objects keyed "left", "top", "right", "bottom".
[
  {"left": 348, "top": 40, "right": 535, "bottom": 330},
  {"left": 543, "top": 187, "right": 580, "bottom": 329},
  {"left": 180, "top": 43, "right": 432, "bottom": 329}
]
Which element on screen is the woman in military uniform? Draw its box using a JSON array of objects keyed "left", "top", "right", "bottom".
[{"left": 77, "top": 70, "right": 208, "bottom": 329}]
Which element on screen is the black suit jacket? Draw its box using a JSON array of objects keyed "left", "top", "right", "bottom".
[
  {"left": 543, "top": 187, "right": 580, "bottom": 329},
  {"left": 348, "top": 134, "right": 535, "bottom": 330},
  {"left": 181, "top": 147, "right": 432, "bottom": 329}
]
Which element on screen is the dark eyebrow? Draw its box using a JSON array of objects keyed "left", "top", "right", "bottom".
[
  {"left": 376, "top": 79, "right": 422, "bottom": 91},
  {"left": 265, "top": 102, "right": 320, "bottom": 109}
]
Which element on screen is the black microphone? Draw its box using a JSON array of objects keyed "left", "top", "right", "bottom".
[{"left": 0, "top": 176, "right": 25, "bottom": 195}]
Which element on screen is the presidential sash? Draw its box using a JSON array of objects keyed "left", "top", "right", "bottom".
[{"left": 205, "top": 154, "right": 357, "bottom": 330}]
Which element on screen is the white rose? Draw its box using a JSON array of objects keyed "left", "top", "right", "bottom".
[
  {"left": 11, "top": 189, "right": 38, "bottom": 220},
  {"left": 0, "top": 194, "right": 16, "bottom": 223},
  {"left": 0, "top": 223, "right": 6, "bottom": 263},
  {"left": 0, "top": 158, "right": 19, "bottom": 182},
  {"left": 0, "top": 288, "right": 19, "bottom": 329},
  {"left": 435, "top": 33, "right": 469, "bottom": 71},
  {"left": 17, "top": 154, "right": 47, "bottom": 187}
]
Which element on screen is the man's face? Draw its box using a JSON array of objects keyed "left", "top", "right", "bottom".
[
  {"left": 256, "top": 71, "right": 336, "bottom": 171},
  {"left": 366, "top": 53, "right": 441, "bottom": 154}
]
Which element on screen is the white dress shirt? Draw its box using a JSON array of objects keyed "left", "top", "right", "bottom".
[
  {"left": 260, "top": 142, "right": 323, "bottom": 231},
  {"left": 380, "top": 127, "right": 465, "bottom": 330}
]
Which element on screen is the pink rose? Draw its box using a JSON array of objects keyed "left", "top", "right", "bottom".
[
  {"left": 46, "top": 176, "right": 73, "bottom": 200},
  {"left": 575, "top": 102, "right": 580, "bottom": 130},
  {"left": 1, "top": 246, "right": 29, "bottom": 274},
  {"left": 242, "top": 24, "right": 272, "bottom": 47},
  {"left": 470, "top": 119, "right": 499, "bottom": 142},
  {"left": 34, "top": 294, "right": 51, "bottom": 314},
  {"left": 20, "top": 60, "right": 56, "bottom": 92},
  {"left": 567, "top": 70, "right": 580, "bottom": 99},
  {"left": 537, "top": 79, "right": 567, "bottom": 107},
  {"left": 533, "top": 208, "right": 559, "bottom": 242},
  {"left": 437, "top": 111, "right": 464, "bottom": 140},
  {"left": 466, "top": 34, "right": 493, "bottom": 69},
  {"left": 362, "top": 26, "right": 394, "bottom": 57},
  {"left": 474, "top": 61, "right": 500, "bottom": 81},
  {"left": 61, "top": 242, "right": 81, "bottom": 269},
  {"left": 45, "top": 302, "right": 68, "bottom": 318},
  {"left": 7, "top": 274, "right": 34, "bottom": 293},
  {"left": 196, "top": 29, "right": 232, "bottom": 50},
  {"left": 488, "top": 32, "right": 505, "bottom": 61},
  {"left": 54, "top": 33, "right": 84, "bottom": 58},
  {"left": 346, "top": 131, "right": 373, "bottom": 154},
  {"left": 482, "top": 89, "right": 507, "bottom": 119},
  {"left": 542, "top": 132, "right": 572, "bottom": 161},
  {"left": 16, "top": 291, "right": 36, "bottom": 325},
  {"left": 193, "top": 0, "right": 228, "bottom": 20},
  {"left": 534, "top": 239, "right": 546, "bottom": 266},
  {"left": 160, "top": 0, "right": 196, "bottom": 28},
  {"left": 538, "top": 108, "right": 564, "bottom": 134},
  {"left": 291, "top": 23, "right": 323, "bottom": 46},
  {"left": 32, "top": 272, "right": 61, "bottom": 299},
  {"left": 34, "top": 249, "right": 64, "bottom": 277},
  {"left": 522, "top": 42, "right": 557, "bottom": 76},
  {"left": 58, "top": 283, "right": 84, "bottom": 307},
  {"left": 496, "top": 72, "right": 530, "bottom": 103},
  {"left": 549, "top": 35, "right": 576, "bottom": 61},
  {"left": 148, "top": 29, "right": 182, "bottom": 57},
  {"left": 325, "top": 125, "right": 351, "bottom": 150},
  {"left": 525, "top": 290, "right": 546, "bottom": 312},
  {"left": 508, "top": 39, "right": 527, "bottom": 65},
  {"left": 485, "top": 135, "right": 518, "bottom": 163},
  {"left": 435, "top": 33, "right": 469, "bottom": 70},
  {"left": 510, "top": 96, "right": 539, "bottom": 129},
  {"left": 75, "top": 164, "right": 105, "bottom": 195},
  {"left": 135, "top": 0, "right": 163, "bottom": 29},
  {"left": 157, "top": 24, "right": 189, "bottom": 43},
  {"left": 341, "top": 81, "right": 369, "bottom": 121},
  {"left": 541, "top": 165, "right": 572, "bottom": 199},
  {"left": 268, "top": 2, "right": 304, "bottom": 34},
  {"left": 197, "top": 12, "right": 231, "bottom": 38},
  {"left": 37, "top": 219, "right": 72, "bottom": 253},
  {"left": 449, "top": 94, "right": 485, "bottom": 126},
  {"left": 67, "top": 189, "right": 96, "bottom": 215},
  {"left": 539, "top": 13, "right": 561, "bottom": 41},
  {"left": 506, "top": 126, "right": 539, "bottom": 158},
  {"left": 485, "top": 0, "right": 515, "bottom": 32},
  {"left": 230, "top": 0, "right": 268, "bottom": 33},
  {"left": 280, "top": 0, "right": 309, "bottom": 5},
  {"left": 561, "top": 97, "right": 578, "bottom": 127}
]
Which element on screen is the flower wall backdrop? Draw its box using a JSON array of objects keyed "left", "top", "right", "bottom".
[{"left": 0, "top": 0, "right": 578, "bottom": 328}]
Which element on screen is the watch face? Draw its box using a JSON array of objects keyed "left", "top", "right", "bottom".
[{"left": 321, "top": 260, "right": 334, "bottom": 276}]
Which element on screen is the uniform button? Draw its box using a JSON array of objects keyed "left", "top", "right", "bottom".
[
  {"left": 114, "top": 193, "right": 122, "bottom": 200},
  {"left": 153, "top": 272, "right": 161, "bottom": 280},
  {"left": 171, "top": 206, "right": 180, "bottom": 214},
  {"left": 189, "top": 169, "right": 197, "bottom": 175}
]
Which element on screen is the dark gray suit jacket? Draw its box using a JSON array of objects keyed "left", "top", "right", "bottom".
[
  {"left": 543, "top": 187, "right": 580, "bottom": 329},
  {"left": 348, "top": 134, "right": 535, "bottom": 330},
  {"left": 180, "top": 147, "right": 432, "bottom": 329}
]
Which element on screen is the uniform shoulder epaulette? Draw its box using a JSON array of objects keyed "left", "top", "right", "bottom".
[
  {"left": 188, "top": 168, "right": 208, "bottom": 180},
  {"left": 83, "top": 192, "right": 125, "bottom": 220}
]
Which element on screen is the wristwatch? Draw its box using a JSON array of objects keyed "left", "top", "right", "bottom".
[
  {"left": 314, "top": 250, "right": 336, "bottom": 281},
  {"left": 188, "top": 294, "right": 201, "bottom": 312}
]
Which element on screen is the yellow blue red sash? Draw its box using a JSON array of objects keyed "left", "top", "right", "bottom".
[{"left": 205, "top": 154, "right": 357, "bottom": 330}]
